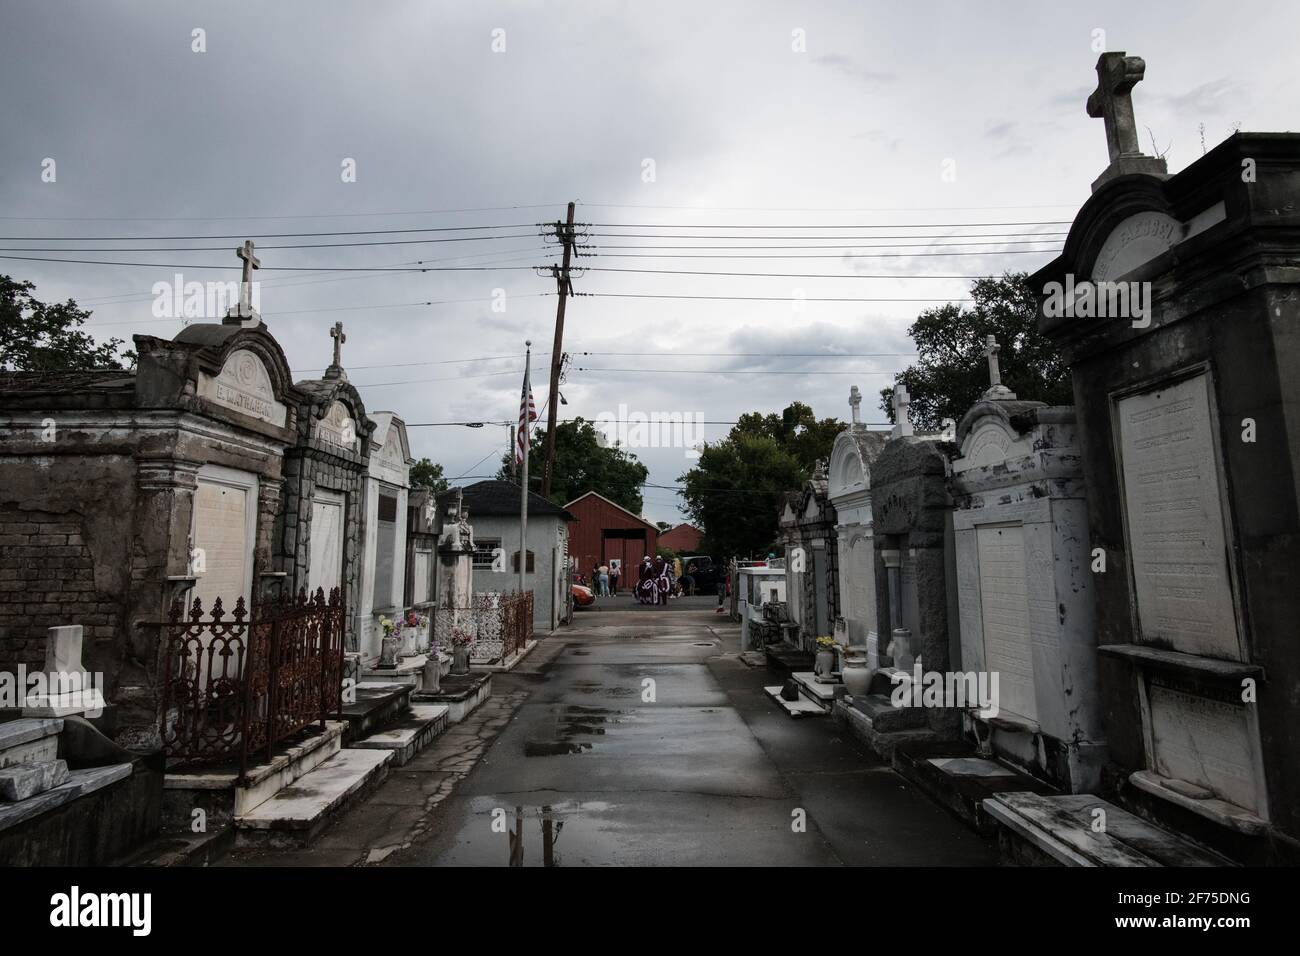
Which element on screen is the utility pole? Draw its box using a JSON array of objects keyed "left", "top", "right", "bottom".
[{"left": 541, "top": 201, "right": 577, "bottom": 498}]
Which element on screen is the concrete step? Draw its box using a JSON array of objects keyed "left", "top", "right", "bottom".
[
  {"left": 360, "top": 655, "right": 430, "bottom": 690},
  {"left": 0, "top": 764, "right": 132, "bottom": 835},
  {"left": 350, "top": 703, "right": 449, "bottom": 767},
  {"left": 983, "top": 792, "right": 1236, "bottom": 867},
  {"left": 234, "top": 748, "right": 393, "bottom": 848},
  {"left": 334, "top": 682, "right": 412, "bottom": 744},
  {"left": 119, "top": 824, "right": 236, "bottom": 868},
  {"left": 413, "top": 672, "right": 492, "bottom": 724},
  {"left": 764, "top": 685, "right": 828, "bottom": 718},
  {"left": 764, "top": 644, "right": 814, "bottom": 679},
  {"left": 0, "top": 717, "right": 63, "bottom": 768},
  {"left": 894, "top": 749, "right": 1057, "bottom": 833},
  {"left": 162, "top": 720, "right": 346, "bottom": 827},
  {"left": 792, "top": 671, "right": 842, "bottom": 711},
  {"left": 0, "top": 758, "right": 69, "bottom": 802}
]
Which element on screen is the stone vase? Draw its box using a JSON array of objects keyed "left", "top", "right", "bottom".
[
  {"left": 378, "top": 633, "right": 400, "bottom": 669},
  {"left": 421, "top": 654, "right": 442, "bottom": 693},
  {"left": 814, "top": 648, "right": 836, "bottom": 678},
  {"left": 841, "top": 655, "right": 871, "bottom": 698},
  {"left": 452, "top": 643, "right": 470, "bottom": 675}
]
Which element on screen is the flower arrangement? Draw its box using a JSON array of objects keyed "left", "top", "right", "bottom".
[
  {"left": 450, "top": 626, "right": 474, "bottom": 647},
  {"left": 815, "top": 635, "right": 837, "bottom": 649},
  {"left": 379, "top": 616, "right": 397, "bottom": 638},
  {"left": 404, "top": 611, "right": 429, "bottom": 629}
]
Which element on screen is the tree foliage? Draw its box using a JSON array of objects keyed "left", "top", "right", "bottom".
[
  {"left": 0, "top": 275, "right": 133, "bottom": 372},
  {"left": 497, "top": 417, "right": 649, "bottom": 513},
  {"left": 879, "top": 273, "right": 1072, "bottom": 430},
  {"left": 409, "top": 458, "right": 450, "bottom": 494},
  {"left": 677, "top": 402, "right": 841, "bottom": 560}
]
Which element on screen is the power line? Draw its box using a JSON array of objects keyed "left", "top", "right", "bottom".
[
  {"left": 575, "top": 367, "right": 898, "bottom": 376},
  {"left": 577, "top": 292, "right": 973, "bottom": 302},
  {"left": 588, "top": 233, "right": 1067, "bottom": 249},
  {"left": 0, "top": 236, "right": 547, "bottom": 252},
  {"left": 0, "top": 223, "right": 541, "bottom": 242},
  {"left": 579, "top": 269, "right": 1034, "bottom": 280},
  {"left": 0, "top": 254, "right": 543, "bottom": 272},
  {"left": 586, "top": 219, "right": 1071, "bottom": 229},
  {"left": 575, "top": 350, "right": 917, "bottom": 357},
  {"left": 0, "top": 203, "right": 567, "bottom": 223},
  {"left": 589, "top": 246, "right": 1060, "bottom": 260}
]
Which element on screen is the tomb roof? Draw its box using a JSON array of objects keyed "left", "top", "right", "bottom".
[{"left": 454, "top": 480, "right": 575, "bottom": 521}]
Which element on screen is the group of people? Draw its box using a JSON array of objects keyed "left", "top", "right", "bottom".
[
  {"left": 588, "top": 561, "right": 622, "bottom": 596},
  {"left": 634, "top": 555, "right": 673, "bottom": 605},
  {"left": 583, "top": 555, "right": 700, "bottom": 605}
]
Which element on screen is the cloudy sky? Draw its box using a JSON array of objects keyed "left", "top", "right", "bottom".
[{"left": 2, "top": 1, "right": 1295, "bottom": 523}]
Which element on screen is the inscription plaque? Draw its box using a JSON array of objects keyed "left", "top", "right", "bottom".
[
  {"left": 977, "top": 523, "right": 1037, "bottom": 721},
  {"left": 1117, "top": 373, "right": 1240, "bottom": 660}
]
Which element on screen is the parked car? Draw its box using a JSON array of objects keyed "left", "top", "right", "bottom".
[
  {"left": 679, "top": 555, "right": 720, "bottom": 594},
  {"left": 571, "top": 583, "right": 595, "bottom": 608}
]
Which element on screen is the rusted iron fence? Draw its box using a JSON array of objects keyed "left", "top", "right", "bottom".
[
  {"left": 432, "top": 591, "right": 534, "bottom": 665},
  {"left": 157, "top": 586, "right": 345, "bottom": 781}
]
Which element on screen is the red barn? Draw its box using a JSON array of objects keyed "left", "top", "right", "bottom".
[
  {"left": 565, "top": 491, "right": 659, "bottom": 584},
  {"left": 658, "top": 522, "right": 704, "bottom": 555}
]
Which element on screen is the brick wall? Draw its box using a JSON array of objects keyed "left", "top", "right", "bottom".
[{"left": 0, "top": 505, "right": 121, "bottom": 673}]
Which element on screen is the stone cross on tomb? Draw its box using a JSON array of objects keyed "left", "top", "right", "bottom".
[
  {"left": 1085, "top": 51, "right": 1167, "bottom": 189},
  {"left": 229, "top": 239, "right": 261, "bottom": 324},
  {"left": 981, "top": 334, "right": 1017, "bottom": 400},
  {"left": 891, "top": 384, "right": 914, "bottom": 440},
  {"left": 982, "top": 335, "right": 1002, "bottom": 387},
  {"left": 330, "top": 321, "right": 347, "bottom": 367},
  {"left": 848, "top": 385, "right": 862, "bottom": 426}
]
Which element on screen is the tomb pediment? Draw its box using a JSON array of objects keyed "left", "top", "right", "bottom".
[
  {"left": 197, "top": 347, "right": 288, "bottom": 427},
  {"left": 316, "top": 400, "right": 358, "bottom": 451},
  {"left": 368, "top": 412, "right": 411, "bottom": 485}
]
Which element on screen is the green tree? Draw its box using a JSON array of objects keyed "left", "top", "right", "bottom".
[
  {"left": 0, "top": 275, "right": 133, "bottom": 371},
  {"left": 497, "top": 417, "right": 649, "bottom": 513},
  {"left": 879, "top": 272, "right": 1072, "bottom": 431},
  {"left": 678, "top": 402, "right": 838, "bottom": 560},
  {"left": 409, "top": 458, "right": 449, "bottom": 494}
]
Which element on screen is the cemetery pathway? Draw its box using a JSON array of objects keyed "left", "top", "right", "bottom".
[{"left": 225, "top": 605, "right": 995, "bottom": 866}]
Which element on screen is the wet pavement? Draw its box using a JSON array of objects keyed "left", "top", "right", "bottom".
[{"left": 384, "top": 607, "right": 995, "bottom": 867}]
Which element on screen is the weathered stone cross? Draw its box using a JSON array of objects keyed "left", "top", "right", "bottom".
[
  {"left": 236, "top": 239, "right": 260, "bottom": 316},
  {"left": 892, "top": 384, "right": 913, "bottom": 439},
  {"left": 982, "top": 334, "right": 1002, "bottom": 388},
  {"left": 848, "top": 385, "right": 861, "bottom": 425},
  {"left": 330, "top": 321, "right": 346, "bottom": 367},
  {"left": 1087, "top": 52, "right": 1148, "bottom": 162}
]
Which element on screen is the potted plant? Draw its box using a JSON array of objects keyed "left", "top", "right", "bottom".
[
  {"left": 450, "top": 626, "right": 473, "bottom": 675},
  {"left": 813, "top": 635, "right": 838, "bottom": 680}
]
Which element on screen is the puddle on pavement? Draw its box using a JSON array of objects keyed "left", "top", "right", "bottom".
[
  {"left": 436, "top": 798, "right": 626, "bottom": 866},
  {"left": 525, "top": 705, "right": 637, "bottom": 756}
]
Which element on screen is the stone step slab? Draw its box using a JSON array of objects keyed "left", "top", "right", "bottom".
[
  {"left": 0, "top": 764, "right": 132, "bottom": 834},
  {"left": 350, "top": 703, "right": 449, "bottom": 766},
  {"left": 982, "top": 791, "right": 1235, "bottom": 867},
  {"left": 0, "top": 758, "right": 69, "bottom": 802},
  {"left": 234, "top": 748, "right": 393, "bottom": 848},
  {"left": 0, "top": 717, "right": 63, "bottom": 769},
  {"left": 764, "top": 685, "right": 828, "bottom": 718}
]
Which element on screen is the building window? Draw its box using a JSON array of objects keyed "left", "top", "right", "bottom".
[
  {"left": 473, "top": 539, "right": 500, "bottom": 570},
  {"left": 512, "top": 550, "right": 535, "bottom": 574}
]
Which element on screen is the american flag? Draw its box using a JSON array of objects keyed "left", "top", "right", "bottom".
[{"left": 516, "top": 354, "right": 537, "bottom": 465}]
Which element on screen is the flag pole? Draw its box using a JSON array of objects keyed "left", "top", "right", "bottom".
[{"left": 519, "top": 341, "right": 531, "bottom": 597}]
